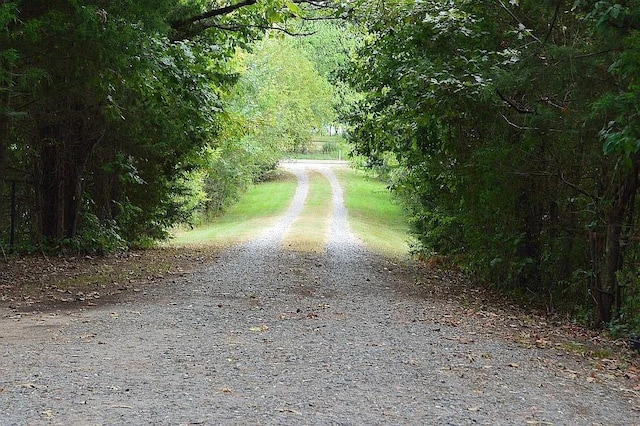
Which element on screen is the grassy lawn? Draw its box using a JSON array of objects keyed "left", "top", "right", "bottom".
[
  {"left": 282, "top": 171, "right": 332, "bottom": 252},
  {"left": 170, "top": 171, "right": 298, "bottom": 247},
  {"left": 336, "top": 168, "right": 411, "bottom": 258},
  {"left": 171, "top": 166, "right": 410, "bottom": 259}
]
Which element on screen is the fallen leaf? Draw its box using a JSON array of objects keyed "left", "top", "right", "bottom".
[
  {"left": 18, "top": 383, "right": 39, "bottom": 389},
  {"left": 276, "top": 408, "right": 302, "bottom": 415},
  {"left": 535, "top": 339, "right": 548, "bottom": 348}
]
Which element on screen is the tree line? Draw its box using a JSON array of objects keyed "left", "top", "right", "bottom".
[
  {"left": 0, "top": 0, "right": 339, "bottom": 253},
  {"left": 344, "top": 0, "right": 640, "bottom": 332}
]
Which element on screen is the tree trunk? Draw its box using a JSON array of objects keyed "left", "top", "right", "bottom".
[
  {"left": 516, "top": 177, "right": 543, "bottom": 290},
  {"left": 598, "top": 219, "right": 622, "bottom": 323},
  {"left": 40, "top": 141, "right": 65, "bottom": 241},
  {"left": 597, "top": 163, "right": 639, "bottom": 323},
  {"left": 39, "top": 133, "right": 95, "bottom": 242},
  {"left": 0, "top": 117, "right": 7, "bottom": 235}
]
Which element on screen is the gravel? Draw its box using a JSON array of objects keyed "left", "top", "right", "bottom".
[{"left": 1, "top": 160, "right": 638, "bottom": 425}]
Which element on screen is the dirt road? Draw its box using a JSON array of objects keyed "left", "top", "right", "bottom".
[{"left": 1, "top": 161, "right": 638, "bottom": 425}]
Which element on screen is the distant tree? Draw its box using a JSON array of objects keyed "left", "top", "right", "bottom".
[{"left": 230, "top": 36, "right": 335, "bottom": 155}]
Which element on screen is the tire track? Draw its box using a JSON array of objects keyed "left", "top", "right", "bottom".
[
  {"left": 280, "top": 160, "right": 361, "bottom": 254},
  {"left": 244, "top": 164, "right": 310, "bottom": 249},
  {"left": 316, "top": 165, "right": 363, "bottom": 252}
]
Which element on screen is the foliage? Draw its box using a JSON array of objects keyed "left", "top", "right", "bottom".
[
  {"left": 0, "top": 0, "right": 330, "bottom": 253},
  {"left": 336, "top": 168, "right": 410, "bottom": 258},
  {"left": 171, "top": 170, "right": 297, "bottom": 246},
  {"left": 282, "top": 171, "right": 332, "bottom": 252},
  {"left": 230, "top": 36, "right": 335, "bottom": 155},
  {"left": 344, "top": 0, "right": 640, "bottom": 332}
]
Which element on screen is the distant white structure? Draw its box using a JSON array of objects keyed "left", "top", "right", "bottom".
[{"left": 326, "top": 125, "right": 344, "bottom": 136}]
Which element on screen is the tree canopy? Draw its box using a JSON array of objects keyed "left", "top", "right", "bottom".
[
  {"left": 343, "top": 0, "right": 640, "bottom": 330},
  {"left": 0, "top": 0, "right": 338, "bottom": 252}
]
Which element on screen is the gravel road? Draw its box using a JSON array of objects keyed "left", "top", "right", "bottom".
[{"left": 1, "top": 160, "right": 639, "bottom": 425}]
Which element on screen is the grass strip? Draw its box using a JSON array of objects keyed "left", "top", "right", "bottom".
[
  {"left": 336, "top": 168, "right": 410, "bottom": 258},
  {"left": 170, "top": 171, "right": 298, "bottom": 247},
  {"left": 282, "top": 171, "right": 332, "bottom": 253}
]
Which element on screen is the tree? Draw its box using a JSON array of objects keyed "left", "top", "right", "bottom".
[
  {"left": 343, "top": 0, "right": 640, "bottom": 328},
  {"left": 0, "top": 0, "right": 331, "bottom": 252},
  {"left": 576, "top": 0, "right": 640, "bottom": 322},
  {"left": 229, "top": 36, "right": 335, "bottom": 155}
]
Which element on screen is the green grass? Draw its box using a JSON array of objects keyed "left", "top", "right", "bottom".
[
  {"left": 282, "top": 172, "right": 332, "bottom": 252},
  {"left": 336, "top": 168, "right": 411, "bottom": 258},
  {"left": 289, "top": 151, "right": 348, "bottom": 161},
  {"left": 171, "top": 166, "right": 411, "bottom": 259},
  {"left": 170, "top": 172, "right": 297, "bottom": 246}
]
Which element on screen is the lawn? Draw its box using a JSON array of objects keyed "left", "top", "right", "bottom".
[
  {"left": 335, "top": 168, "right": 410, "bottom": 258},
  {"left": 170, "top": 171, "right": 298, "bottom": 247},
  {"left": 281, "top": 171, "right": 332, "bottom": 252},
  {"left": 171, "top": 166, "right": 410, "bottom": 258}
]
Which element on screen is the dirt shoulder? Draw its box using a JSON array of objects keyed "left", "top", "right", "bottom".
[{"left": 0, "top": 246, "right": 218, "bottom": 313}]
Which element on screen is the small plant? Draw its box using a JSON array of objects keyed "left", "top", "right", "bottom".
[
  {"left": 76, "top": 213, "right": 127, "bottom": 254},
  {"left": 560, "top": 341, "right": 588, "bottom": 355},
  {"left": 591, "top": 347, "right": 613, "bottom": 359},
  {"left": 322, "top": 139, "right": 338, "bottom": 154}
]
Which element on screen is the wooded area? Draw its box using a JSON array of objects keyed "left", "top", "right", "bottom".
[
  {"left": 344, "top": 0, "right": 640, "bottom": 332},
  {"left": 0, "top": 0, "right": 341, "bottom": 252},
  {"left": 1, "top": 1, "right": 640, "bottom": 334}
]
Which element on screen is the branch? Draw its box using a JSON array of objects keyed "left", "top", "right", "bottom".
[
  {"left": 496, "top": 89, "right": 534, "bottom": 114},
  {"left": 205, "top": 23, "right": 316, "bottom": 37},
  {"left": 295, "top": 0, "right": 334, "bottom": 8},
  {"left": 543, "top": 0, "right": 562, "bottom": 44},
  {"left": 499, "top": 113, "right": 539, "bottom": 131},
  {"left": 499, "top": 112, "right": 575, "bottom": 134},
  {"left": 497, "top": 0, "right": 542, "bottom": 43},
  {"left": 560, "top": 172, "right": 598, "bottom": 205},
  {"left": 169, "top": 0, "right": 339, "bottom": 40},
  {"left": 301, "top": 15, "right": 343, "bottom": 21},
  {"left": 570, "top": 49, "right": 621, "bottom": 60},
  {"left": 170, "top": 0, "right": 257, "bottom": 31}
]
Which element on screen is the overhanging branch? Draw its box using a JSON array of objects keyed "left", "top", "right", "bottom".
[
  {"left": 205, "top": 23, "right": 316, "bottom": 37},
  {"left": 170, "top": 0, "right": 258, "bottom": 31},
  {"left": 496, "top": 89, "right": 534, "bottom": 114},
  {"left": 170, "top": 0, "right": 340, "bottom": 39}
]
